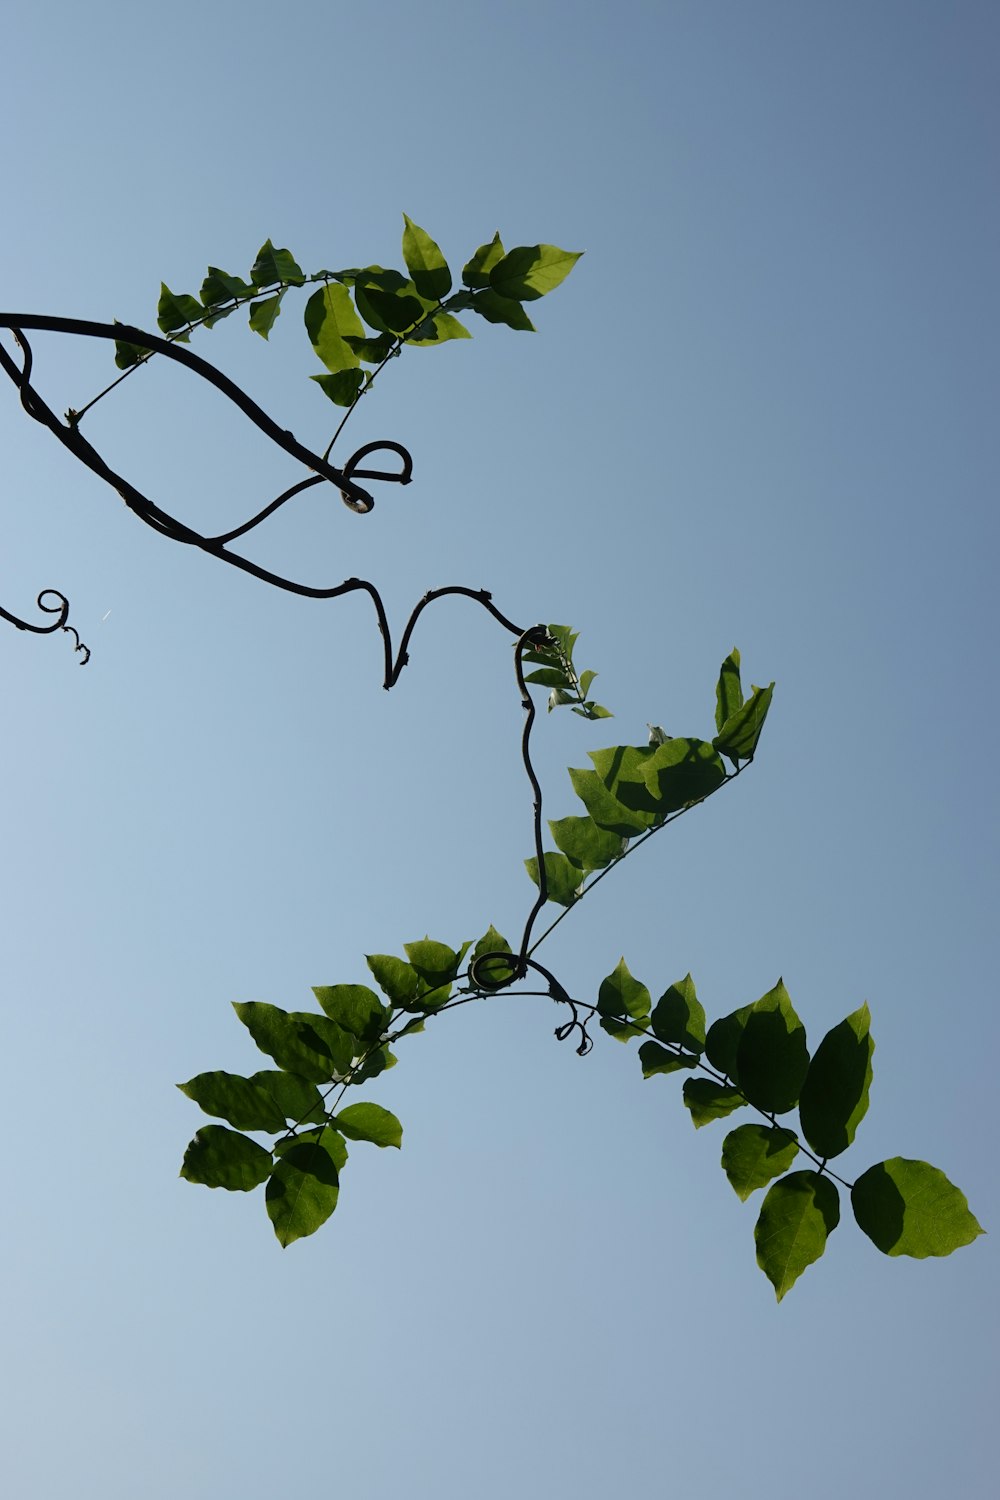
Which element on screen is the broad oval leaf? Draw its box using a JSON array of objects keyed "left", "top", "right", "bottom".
[
  {"left": 704, "top": 1004, "right": 753, "bottom": 1082},
  {"left": 334, "top": 1102, "right": 402, "bottom": 1148},
  {"left": 465, "top": 288, "right": 536, "bottom": 331},
  {"left": 851, "top": 1159, "right": 984, "bottom": 1258},
  {"left": 311, "top": 369, "right": 365, "bottom": 407},
  {"left": 404, "top": 938, "right": 470, "bottom": 1007},
  {"left": 638, "top": 1040, "right": 698, "bottom": 1078},
  {"left": 233, "top": 1001, "right": 354, "bottom": 1083},
  {"left": 249, "top": 1070, "right": 326, "bottom": 1126},
  {"left": 401, "top": 215, "right": 452, "bottom": 301},
  {"left": 682, "top": 1078, "right": 746, "bottom": 1128},
  {"left": 366, "top": 954, "right": 419, "bottom": 1007},
  {"left": 754, "top": 1171, "right": 840, "bottom": 1301},
  {"left": 798, "top": 1003, "right": 874, "bottom": 1158},
  {"left": 736, "top": 980, "right": 809, "bottom": 1114},
  {"left": 354, "top": 278, "right": 425, "bottom": 335},
  {"left": 640, "top": 737, "right": 726, "bottom": 813},
  {"left": 266, "top": 1126, "right": 343, "bottom": 1247},
  {"left": 568, "top": 767, "right": 653, "bottom": 837},
  {"left": 548, "top": 815, "right": 626, "bottom": 870},
  {"left": 304, "top": 283, "right": 364, "bottom": 372},
  {"left": 248, "top": 294, "right": 282, "bottom": 340},
  {"left": 311, "top": 984, "right": 388, "bottom": 1046},
  {"left": 489, "top": 244, "right": 582, "bottom": 302},
  {"left": 471, "top": 925, "right": 516, "bottom": 989},
  {"left": 597, "top": 957, "right": 651, "bottom": 1044},
  {"left": 651, "top": 974, "right": 706, "bottom": 1053},
  {"left": 407, "top": 311, "right": 471, "bottom": 346},
  {"left": 200, "top": 266, "right": 255, "bottom": 307},
  {"left": 250, "top": 239, "right": 305, "bottom": 288},
  {"left": 587, "top": 745, "right": 662, "bottom": 822},
  {"left": 462, "top": 232, "right": 505, "bottom": 289},
  {"left": 157, "top": 283, "right": 202, "bottom": 337},
  {"left": 180, "top": 1126, "right": 272, "bottom": 1192},
  {"left": 721, "top": 1123, "right": 800, "bottom": 1201},
  {"left": 524, "top": 851, "right": 585, "bottom": 908},
  {"left": 177, "top": 1070, "right": 287, "bottom": 1133}
]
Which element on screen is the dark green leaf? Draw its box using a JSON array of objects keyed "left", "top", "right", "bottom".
[
  {"left": 311, "top": 984, "right": 389, "bottom": 1047},
  {"left": 311, "top": 369, "right": 365, "bottom": 407},
  {"left": 638, "top": 1040, "right": 698, "bottom": 1077},
  {"left": 714, "top": 682, "right": 774, "bottom": 761},
  {"left": 248, "top": 294, "right": 282, "bottom": 339},
  {"left": 180, "top": 1126, "right": 272, "bottom": 1192},
  {"left": 272, "top": 1127, "right": 347, "bottom": 1170},
  {"left": 354, "top": 276, "right": 425, "bottom": 335},
  {"left": 200, "top": 267, "right": 255, "bottom": 306},
  {"left": 798, "top": 1003, "right": 874, "bottom": 1159},
  {"left": 682, "top": 1079, "right": 746, "bottom": 1128},
  {"left": 407, "top": 311, "right": 471, "bottom": 346},
  {"left": 177, "top": 1070, "right": 287, "bottom": 1133},
  {"left": 249, "top": 1070, "right": 326, "bottom": 1126},
  {"left": 651, "top": 974, "right": 707, "bottom": 1053},
  {"left": 250, "top": 239, "right": 305, "bottom": 288},
  {"left": 704, "top": 1004, "right": 753, "bottom": 1082},
  {"left": 462, "top": 233, "right": 505, "bottom": 289},
  {"left": 597, "top": 957, "right": 651, "bottom": 1043},
  {"left": 232, "top": 1001, "right": 354, "bottom": 1083},
  {"left": 401, "top": 215, "right": 452, "bottom": 301},
  {"left": 112, "top": 322, "right": 145, "bottom": 369},
  {"left": 524, "top": 851, "right": 585, "bottom": 908},
  {"left": 640, "top": 737, "right": 727, "bottom": 813},
  {"left": 343, "top": 332, "right": 395, "bottom": 364},
  {"left": 722, "top": 1124, "right": 800, "bottom": 1201},
  {"left": 266, "top": 1126, "right": 342, "bottom": 1246},
  {"left": 404, "top": 938, "right": 469, "bottom": 1007},
  {"left": 568, "top": 767, "right": 653, "bottom": 838},
  {"left": 334, "top": 1102, "right": 402, "bottom": 1149},
  {"left": 304, "top": 284, "right": 364, "bottom": 372},
  {"left": 851, "top": 1159, "right": 985, "bottom": 1258},
  {"left": 157, "top": 283, "right": 203, "bottom": 337},
  {"left": 464, "top": 288, "right": 536, "bottom": 331},
  {"left": 755, "top": 1171, "right": 840, "bottom": 1300},
  {"left": 587, "top": 745, "right": 662, "bottom": 823},
  {"left": 489, "top": 244, "right": 583, "bottom": 301},
  {"left": 736, "top": 980, "right": 810, "bottom": 1115},
  {"left": 351, "top": 1046, "right": 397, "bottom": 1084},
  {"left": 366, "top": 954, "right": 420, "bottom": 1007},
  {"left": 524, "top": 667, "right": 571, "bottom": 689},
  {"left": 549, "top": 815, "right": 626, "bottom": 870},
  {"left": 715, "top": 648, "right": 743, "bottom": 735},
  {"left": 471, "top": 926, "right": 517, "bottom": 989}
]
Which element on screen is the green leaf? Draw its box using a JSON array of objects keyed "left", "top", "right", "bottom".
[
  {"left": 462, "top": 233, "right": 505, "bottom": 289},
  {"left": 548, "top": 815, "right": 626, "bottom": 870},
  {"left": 471, "top": 926, "right": 516, "bottom": 989},
  {"left": 755, "top": 1171, "right": 841, "bottom": 1300},
  {"left": 576, "top": 702, "right": 613, "bottom": 720},
  {"left": 640, "top": 737, "right": 727, "bottom": 813},
  {"left": 403, "top": 938, "right": 469, "bottom": 1007},
  {"left": 579, "top": 670, "right": 597, "bottom": 698},
  {"left": 311, "top": 984, "right": 389, "bottom": 1047},
  {"left": 401, "top": 215, "right": 452, "bottom": 301},
  {"left": 851, "top": 1159, "right": 985, "bottom": 1258},
  {"left": 177, "top": 1070, "right": 287, "bottom": 1133},
  {"left": 335, "top": 1102, "right": 402, "bottom": 1149},
  {"left": 722, "top": 1124, "right": 800, "bottom": 1201},
  {"left": 587, "top": 745, "right": 662, "bottom": 824},
  {"left": 354, "top": 273, "right": 426, "bottom": 334},
  {"left": 597, "top": 957, "right": 651, "bottom": 1044},
  {"left": 180, "top": 1126, "right": 272, "bottom": 1192},
  {"left": 736, "top": 980, "right": 809, "bottom": 1115},
  {"left": 112, "top": 322, "right": 146, "bottom": 369},
  {"left": 568, "top": 767, "right": 653, "bottom": 838},
  {"left": 273, "top": 1126, "right": 347, "bottom": 1170},
  {"left": 704, "top": 1005, "right": 753, "bottom": 1082},
  {"left": 651, "top": 974, "right": 707, "bottom": 1053},
  {"left": 265, "top": 1126, "right": 342, "bottom": 1246},
  {"left": 248, "top": 293, "right": 283, "bottom": 339},
  {"left": 311, "top": 369, "right": 365, "bottom": 407},
  {"left": 343, "top": 332, "right": 395, "bottom": 364},
  {"left": 464, "top": 288, "right": 536, "bottom": 332},
  {"left": 232, "top": 1001, "right": 354, "bottom": 1083},
  {"left": 249, "top": 1070, "right": 326, "bottom": 1126},
  {"left": 157, "top": 283, "right": 203, "bottom": 337},
  {"left": 366, "top": 953, "right": 420, "bottom": 1007},
  {"left": 714, "top": 682, "right": 774, "bottom": 762},
  {"left": 250, "top": 239, "right": 305, "bottom": 288},
  {"left": 351, "top": 1046, "right": 397, "bottom": 1084},
  {"left": 407, "top": 311, "right": 471, "bottom": 346},
  {"left": 304, "top": 284, "right": 364, "bottom": 372},
  {"left": 489, "top": 244, "right": 583, "bottom": 302},
  {"left": 524, "top": 667, "right": 571, "bottom": 689},
  {"left": 200, "top": 266, "right": 256, "bottom": 307},
  {"left": 682, "top": 1079, "right": 746, "bottom": 1128},
  {"left": 638, "top": 1040, "right": 698, "bottom": 1077},
  {"left": 524, "top": 851, "right": 585, "bottom": 908},
  {"left": 715, "top": 648, "right": 743, "bottom": 734},
  {"left": 798, "top": 1003, "right": 874, "bottom": 1158}
]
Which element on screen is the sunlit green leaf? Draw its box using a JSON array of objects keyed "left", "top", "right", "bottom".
[
  {"left": 343, "top": 332, "right": 395, "bottom": 364},
  {"left": 180, "top": 1126, "right": 272, "bottom": 1192},
  {"left": 568, "top": 767, "right": 653, "bottom": 838},
  {"left": 489, "top": 244, "right": 583, "bottom": 301},
  {"left": 200, "top": 267, "right": 255, "bottom": 306},
  {"left": 638, "top": 1040, "right": 698, "bottom": 1077},
  {"left": 799, "top": 1003, "right": 874, "bottom": 1158},
  {"left": 722, "top": 1124, "right": 800, "bottom": 1201},
  {"left": 249, "top": 1070, "right": 326, "bottom": 1126},
  {"left": 402, "top": 215, "right": 452, "bottom": 301},
  {"left": 272, "top": 1127, "right": 347, "bottom": 1170},
  {"left": 682, "top": 1079, "right": 746, "bottom": 1128},
  {"left": 266, "top": 1126, "right": 342, "bottom": 1246},
  {"left": 755, "top": 1171, "right": 840, "bottom": 1300},
  {"left": 464, "top": 288, "right": 536, "bottom": 331},
  {"left": 851, "top": 1159, "right": 985, "bottom": 1258},
  {"left": 157, "top": 283, "right": 203, "bottom": 337},
  {"left": 404, "top": 938, "right": 469, "bottom": 1007},
  {"left": 462, "top": 233, "right": 505, "bottom": 289},
  {"left": 704, "top": 1005, "right": 753, "bottom": 1083},
  {"left": 366, "top": 954, "right": 420, "bottom": 1007},
  {"left": 407, "top": 311, "right": 471, "bottom": 346},
  {"left": 354, "top": 272, "right": 426, "bottom": 334},
  {"left": 715, "top": 648, "right": 743, "bottom": 735},
  {"left": 471, "top": 926, "right": 517, "bottom": 989},
  {"left": 597, "top": 957, "right": 651, "bottom": 1043},
  {"left": 640, "top": 737, "right": 727, "bottom": 813},
  {"left": 311, "top": 984, "right": 388, "bottom": 1046},
  {"left": 304, "top": 283, "right": 364, "bottom": 372},
  {"left": 736, "top": 980, "right": 809, "bottom": 1115},
  {"left": 651, "top": 974, "right": 707, "bottom": 1053},
  {"left": 548, "top": 815, "right": 626, "bottom": 870},
  {"left": 714, "top": 682, "right": 774, "bottom": 762},
  {"left": 232, "top": 1001, "right": 354, "bottom": 1083},
  {"left": 335, "top": 1102, "right": 402, "bottom": 1149},
  {"left": 177, "top": 1070, "right": 287, "bottom": 1133},
  {"left": 524, "top": 667, "right": 571, "bottom": 689},
  {"left": 311, "top": 369, "right": 365, "bottom": 406},
  {"left": 351, "top": 1045, "right": 397, "bottom": 1084},
  {"left": 587, "top": 745, "right": 662, "bottom": 824},
  {"left": 524, "top": 851, "right": 585, "bottom": 907},
  {"left": 250, "top": 240, "right": 305, "bottom": 288},
  {"left": 248, "top": 294, "right": 282, "bottom": 339}
]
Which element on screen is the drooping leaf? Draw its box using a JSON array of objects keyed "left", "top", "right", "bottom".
[
  {"left": 524, "top": 851, "right": 584, "bottom": 908},
  {"left": 311, "top": 369, "right": 365, "bottom": 407},
  {"left": 464, "top": 288, "right": 536, "bottom": 331},
  {"left": 638, "top": 1040, "right": 698, "bottom": 1078},
  {"left": 311, "top": 984, "right": 389, "bottom": 1047},
  {"left": 354, "top": 272, "right": 426, "bottom": 334},
  {"left": 404, "top": 938, "right": 470, "bottom": 1007},
  {"left": 722, "top": 1124, "right": 800, "bottom": 1201},
  {"left": 157, "top": 283, "right": 203, "bottom": 337},
  {"left": 682, "top": 1079, "right": 746, "bottom": 1128},
  {"left": 334, "top": 1102, "right": 403, "bottom": 1149},
  {"left": 249, "top": 1070, "right": 326, "bottom": 1126},
  {"left": 798, "top": 1003, "right": 874, "bottom": 1158},
  {"left": 597, "top": 957, "right": 651, "bottom": 1043},
  {"left": 232, "top": 1001, "right": 354, "bottom": 1083},
  {"left": 265, "top": 1126, "right": 342, "bottom": 1246},
  {"left": 715, "top": 648, "right": 743, "bottom": 735},
  {"left": 704, "top": 1004, "right": 753, "bottom": 1083},
  {"left": 304, "top": 283, "right": 364, "bottom": 372},
  {"left": 754, "top": 1171, "right": 841, "bottom": 1300},
  {"left": 248, "top": 293, "right": 283, "bottom": 339},
  {"left": 177, "top": 1070, "right": 287, "bottom": 1133},
  {"left": 401, "top": 215, "right": 452, "bottom": 301},
  {"left": 851, "top": 1159, "right": 985, "bottom": 1258},
  {"left": 250, "top": 240, "right": 305, "bottom": 288},
  {"left": 640, "top": 737, "right": 727, "bottom": 813},
  {"left": 343, "top": 332, "right": 395, "bottom": 364},
  {"left": 651, "top": 974, "right": 707, "bottom": 1053},
  {"left": 462, "top": 233, "right": 505, "bottom": 289},
  {"left": 407, "top": 311, "right": 471, "bottom": 345},
  {"left": 736, "top": 980, "right": 809, "bottom": 1115},
  {"left": 489, "top": 244, "right": 583, "bottom": 301},
  {"left": 366, "top": 954, "right": 420, "bottom": 1007},
  {"left": 471, "top": 926, "right": 516, "bottom": 989},
  {"left": 714, "top": 682, "right": 774, "bottom": 762},
  {"left": 200, "top": 266, "right": 256, "bottom": 307},
  {"left": 180, "top": 1126, "right": 272, "bottom": 1192},
  {"left": 548, "top": 815, "right": 626, "bottom": 870}
]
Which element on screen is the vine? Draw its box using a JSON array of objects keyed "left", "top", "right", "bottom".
[{"left": 1, "top": 219, "right": 982, "bottom": 1298}]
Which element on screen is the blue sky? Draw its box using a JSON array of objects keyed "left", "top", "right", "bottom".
[{"left": 1, "top": 2, "right": 996, "bottom": 1495}]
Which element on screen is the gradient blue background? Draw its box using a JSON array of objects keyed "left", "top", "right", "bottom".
[{"left": 2, "top": 3, "right": 996, "bottom": 1496}]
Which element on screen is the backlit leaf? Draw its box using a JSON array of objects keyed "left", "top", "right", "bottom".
[
  {"left": 715, "top": 648, "right": 743, "bottom": 735},
  {"left": 266, "top": 1126, "right": 342, "bottom": 1246},
  {"left": 682, "top": 1079, "right": 746, "bottom": 1128},
  {"left": 200, "top": 266, "right": 255, "bottom": 306},
  {"left": 366, "top": 954, "right": 420, "bottom": 1007},
  {"left": 851, "top": 1159, "right": 985, "bottom": 1258},
  {"left": 722, "top": 1124, "right": 800, "bottom": 1201},
  {"left": 311, "top": 984, "right": 388, "bottom": 1047},
  {"left": 402, "top": 215, "right": 452, "bottom": 301},
  {"left": 180, "top": 1126, "right": 272, "bottom": 1192},
  {"left": 548, "top": 815, "right": 626, "bottom": 870},
  {"left": 568, "top": 768, "right": 653, "bottom": 838},
  {"left": 597, "top": 957, "right": 651, "bottom": 1044},
  {"left": 714, "top": 682, "right": 774, "bottom": 761},
  {"left": 462, "top": 233, "right": 505, "bottom": 289},
  {"left": 249, "top": 1070, "right": 326, "bottom": 1126},
  {"left": 335, "top": 1102, "right": 402, "bottom": 1149},
  {"left": 799, "top": 1003, "right": 874, "bottom": 1158},
  {"left": 464, "top": 288, "right": 536, "bottom": 331},
  {"left": 651, "top": 974, "right": 706, "bottom": 1053},
  {"left": 640, "top": 737, "right": 727, "bottom": 813},
  {"left": 177, "top": 1070, "right": 287, "bottom": 1133},
  {"left": 704, "top": 1005, "right": 753, "bottom": 1083},
  {"left": 638, "top": 1040, "right": 698, "bottom": 1077},
  {"left": 248, "top": 294, "right": 282, "bottom": 339},
  {"left": 232, "top": 1001, "right": 354, "bottom": 1083},
  {"left": 407, "top": 311, "right": 471, "bottom": 345},
  {"left": 250, "top": 240, "right": 305, "bottom": 288},
  {"left": 524, "top": 851, "right": 585, "bottom": 907},
  {"left": 157, "top": 283, "right": 203, "bottom": 337},
  {"left": 736, "top": 980, "right": 809, "bottom": 1114},
  {"left": 471, "top": 926, "right": 516, "bottom": 989},
  {"left": 311, "top": 369, "right": 365, "bottom": 406},
  {"left": 489, "top": 244, "right": 582, "bottom": 301},
  {"left": 304, "top": 283, "right": 364, "bottom": 371},
  {"left": 755, "top": 1171, "right": 840, "bottom": 1300}
]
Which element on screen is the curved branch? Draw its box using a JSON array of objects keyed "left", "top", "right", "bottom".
[{"left": 0, "top": 588, "right": 89, "bottom": 664}]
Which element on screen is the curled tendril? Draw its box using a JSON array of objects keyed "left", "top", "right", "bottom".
[{"left": 0, "top": 588, "right": 90, "bottom": 664}]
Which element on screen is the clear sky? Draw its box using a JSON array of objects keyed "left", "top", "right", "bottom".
[{"left": 1, "top": 2, "right": 996, "bottom": 1496}]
